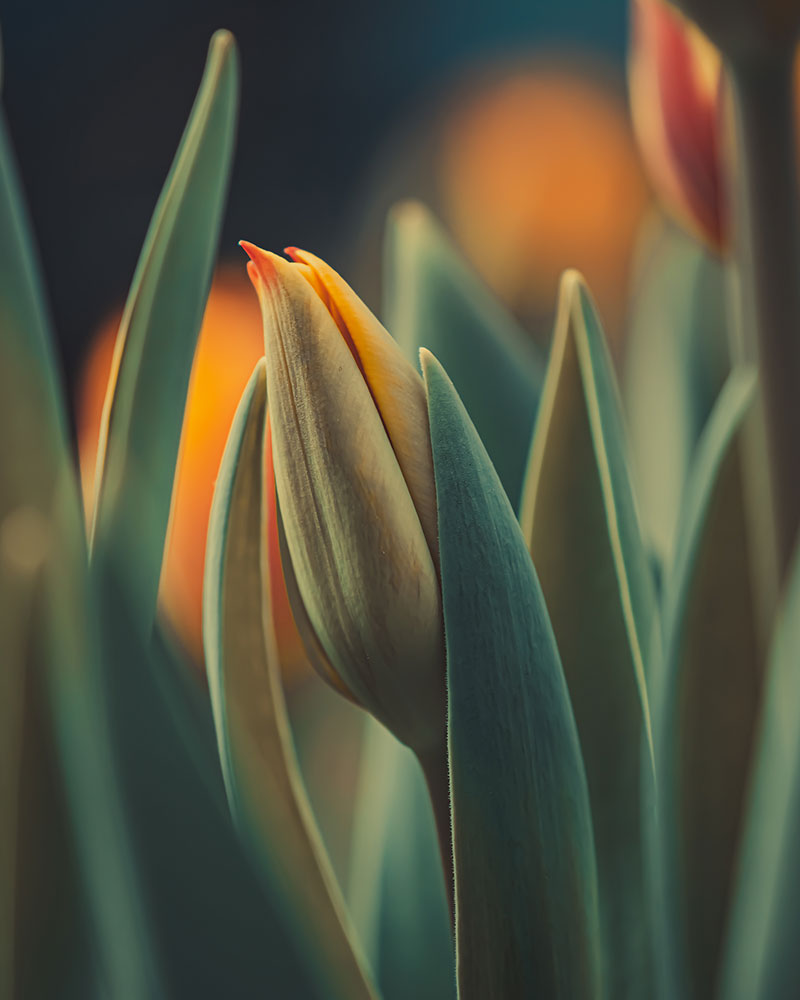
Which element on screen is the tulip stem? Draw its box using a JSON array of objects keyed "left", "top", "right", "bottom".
[
  {"left": 418, "top": 742, "right": 455, "bottom": 929},
  {"left": 728, "top": 48, "right": 800, "bottom": 583}
]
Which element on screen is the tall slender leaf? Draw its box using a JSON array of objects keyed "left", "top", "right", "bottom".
[
  {"left": 656, "top": 369, "right": 761, "bottom": 998},
  {"left": 720, "top": 543, "right": 800, "bottom": 1000},
  {"left": 0, "top": 91, "right": 160, "bottom": 996},
  {"left": 203, "top": 362, "right": 377, "bottom": 1000},
  {"left": 423, "top": 350, "right": 600, "bottom": 999},
  {"left": 90, "top": 30, "right": 239, "bottom": 632},
  {"left": 384, "top": 200, "right": 543, "bottom": 507},
  {"left": 623, "top": 219, "right": 729, "bottom": 564},
  {"left": 519, "top": 270, "right": 657, "bottom": 998}
]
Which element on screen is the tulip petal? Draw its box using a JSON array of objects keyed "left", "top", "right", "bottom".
[
  {"left": 286, "top": 246, "right": 439, "bottom": 567},
  {"left": 203, "top": 361, "right": 377, "bottom": 1000},
  {"left": 90, "top": 31, "right": 239, "bottom": 634},
  {"left": 423, "top": 349, "right": 600, "bottom": 999},
  {"left": 629, "top": 0, "right": 725, "bottom": 249},
  {"left": 519, "top": 271, "right": 658, "bottom": 998},
  {"left": 384, "top": 200, "right": 543, "bottom": 510},
  {"left": 245, "top": 243, "right": 445, "bottom": 755},
  {"left": 655, "top": 368, "right": 762, "bottom": 999}
]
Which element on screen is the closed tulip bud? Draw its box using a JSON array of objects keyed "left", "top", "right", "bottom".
[
  {"left": 242, "top": 241, "right": 445, "bottom": 756},
  {"left": 629, "top": 0, "right": 726, "bottom": 249}
]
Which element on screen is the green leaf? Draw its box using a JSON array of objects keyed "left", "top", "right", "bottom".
[
  {"left": 90, "top": 30, "right": 239, "bottom": 631},
  {"left": 423, "top": 349, "right": 600, "bottom": 999},
  {"left": 622, "top": 219, "right": 729, "bottom": 565},
  {"left": 203, "top": 362, "right": 377, "bottom": 1000},
  {"left": 384, "top": 200, "right": 543, "bottom": 508},
  {"left": 0, "top": 98, "right": 160, "bottom": 997},
  {"left": 348, "top": 717, "right": 455, "bottom": 1000},
  {"left": 655, "top": 368, "right": 761, "bottom": 999},
  {"left": 96, "top": 553, "right": 326, "bottom": 997},
  {"left": 519, "top": 270, "right": 657, "bottom": 998},
  {"left": 720, "top": 543, "right": 800, "bottom": 1000}
]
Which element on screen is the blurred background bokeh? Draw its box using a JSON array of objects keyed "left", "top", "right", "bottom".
[
  {"left": 3, "top": 0, "right": 632, "bottom": 380},
  {"left": 4, "top": 0, "right": 664, "bottom": 667}
]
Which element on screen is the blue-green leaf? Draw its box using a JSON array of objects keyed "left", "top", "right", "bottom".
[
  {"left": 519, "top": 270, "right": 657, "bottom": 998},
  {"left": 90, "top": 30, "right": 239, "bottom": 631},
  {"left": 623, "top": 219, "right": 729, "bottom": 565},
  {"left": 384, "top": 200, "right": 543, "bottom": 508},
  {"left": 720, "top": 542, "right": 800, "bottom": 1000},
  {"left": 656, "top": 368, "right": 761, "bottom": 999},
  {"left": 203, "top": 362, "right": 377, "bottom": 1000},
  {"left": 0, "top": 93, "right": 160, "bottom": 997},
  {"left": 423, "top": 349, "right": 600, "bottom": 999}
]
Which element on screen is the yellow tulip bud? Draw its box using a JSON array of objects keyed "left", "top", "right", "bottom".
[{"left": 242, "top": 242, "right": 445, "bottom": 755}]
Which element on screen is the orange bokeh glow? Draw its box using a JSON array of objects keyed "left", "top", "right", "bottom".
[
  {"left": 438, "top": 66, "right": 652, "bottom": 343},
  {"left": 78, "top": 266, "right": 304, "bottom": 673}
]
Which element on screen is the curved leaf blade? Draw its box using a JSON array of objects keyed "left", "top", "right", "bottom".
[
  {"left": 423, "top": 349, "right": 600, "bottom": 999},
  {"left": 90, "top": 30, "right": 239, "bottom": 631},
  {"left": 203, "top": 362, "right": 377, "bottom": 1000},
  {"left": 519, "top": 270, "right": 657, "bottom": 997},
  {"left": 385, "top": 200, "right": 543, "bottom": 508},
  {"left": 656, "top": 368, "right": 762, "bottom": 998}
]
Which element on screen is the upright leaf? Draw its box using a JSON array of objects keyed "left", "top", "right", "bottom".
[
  {"left": 720, "top": 544, "right": 800, "bottom": 1000},
  {"left": 423, "top": 350, "right": 600, "bottom": 999},
  {"left": 0, "top": 94, "right": 160, "bottom": 996},
  {"left": 519, "top": 270, "right": 657, "bottom": 998},
  {"left": 90, "top": 30, "right": 239, "bottom": 632},
  {"left": 656, "top": 369, "right": 761, "bottom": 999},
  {"left": 203, "top": 362, "right": 377, "bottom": 1000},
  {"left": 385, "top": 200, "right": 543, "bottom": 508},
  {"left": 623, "top": 219, "right": 729, "bottom": 564}
]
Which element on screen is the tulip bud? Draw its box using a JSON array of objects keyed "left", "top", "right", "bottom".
[
  {"left": 629, "top": 0, "right": 726, "bottom": 249},
  {"left": 242, "top": 241, "right": 445, "bottom": 756}
]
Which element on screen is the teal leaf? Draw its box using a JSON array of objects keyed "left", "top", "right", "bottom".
[
  {"left": 348, "top": 717, "right": 455, "bottom": 1000},
  {"left": 384, "top": 200, "right": 543, "bottom": 508},
  {"left": 656, "top": 368, "right": 761, "bottom": 999},
  {"left": 623, "top": 219, "right": 729, "bottom": 565},
  {"left": 519, "top": 270, "right": 657, "bottom": 997},
  {"left": 203, "top": 363, "right": 377, "bottom": 1000},
  {"left": 90, "top": 30, "right": 239, "bottom": 632},
  {"left": 720, "top": 542, "right": 800, "bottom": 1000},
  {"left": 0, "top": 92, "right": 160, "bottom": 997},
  {"left": 423, "top": 349, "right": 600, "bottom": 999}
]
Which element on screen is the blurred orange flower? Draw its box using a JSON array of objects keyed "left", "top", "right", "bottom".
[{"left": 438, "top": 63, "right": 651, "bottom": 344}]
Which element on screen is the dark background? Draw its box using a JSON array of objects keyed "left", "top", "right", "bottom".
[{"left": 1, "top": 0, "right": 628, "bottom": 389}]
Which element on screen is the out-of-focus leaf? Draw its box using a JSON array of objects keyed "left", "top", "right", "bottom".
[
  {"left": 348, "top": 716, "right": 455, "bottom": 1000},
  {"left": 720, "top": 542, "right": 800, "bottom": 1000},
  {"left": 656, "top": 368, "right": 761, "bottom": 999},
  {"left": 519, "top": 270, "right": 657, "bottom": 998},
  {"left": 97, "top": 553, "right": 324, "bottom": 998},
  {"left": 384, "top": 200, "right": 543, "bottom": 508},
  {"left": 90, "top": 30, "right": 238, "bottom": 632},
  {"left": 0, "top": 98, "right": 159, "bottom": 996},
  {"left": 203, "top": 362, "right": 377, "bottom": 1000},
  {"left": 623, "top": 218, "right": 729, "bottom": 565},
  {"left": 423, "top": 350, "right": 600, "bottom": 999}
]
